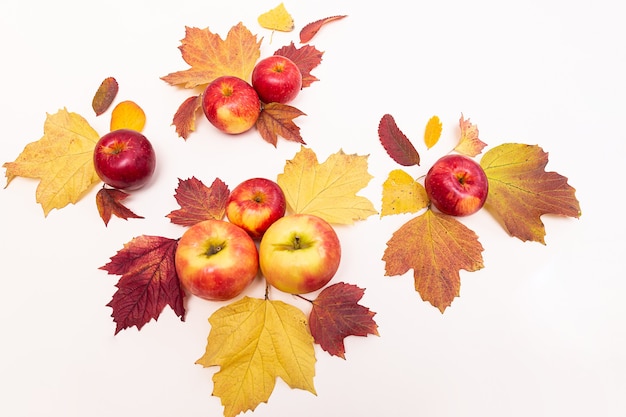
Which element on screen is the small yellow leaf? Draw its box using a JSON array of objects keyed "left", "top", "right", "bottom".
[
  {"left": 197, "top": 297, "right": 316, "bottom": 417},
  {"left": 277, "top": 146, "right": 378, "bottom": 224},
  {"left": 3, "top": 108, "right": 101, "bottom": 215},
  {"left": 424, "top": 115, "right": 442, "bottom": 149},
  {"left": 110, "top": 100, "right": 146, "bottom": 132},
  {"left": 258, "top": 3, "right": 294, "bottom": 32},
  {"left": 381, "top": 169, "right": 429, "bottom": 217}
]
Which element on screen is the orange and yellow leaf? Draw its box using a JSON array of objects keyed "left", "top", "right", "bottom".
[
  {"left": 110, "top": 100, "right": 146, "bottom": 132},
  {"left": 424, "top": 115, "right": 442, "bottom": 149},
  {"left": 454, "top": 114, "right": 487, "bottom": 156}
]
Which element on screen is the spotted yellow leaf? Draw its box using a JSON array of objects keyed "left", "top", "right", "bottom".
[
  {"left": 3, "top": 108, "right": 101, "bottom": 215},
  {"left": 381, "top": 169, "right": 429, "bottom": 217},
  {"left": 110, "top": 100, "right": 146, "bottom": 132},
  {"left": 258, "top": 3, "right": 294, "bottom": 32}
]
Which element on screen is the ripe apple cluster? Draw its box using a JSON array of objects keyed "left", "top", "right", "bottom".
[
  {"left": 174, "top": 178, "right": 341, "bottom": 302},
  {"left": 201, "top": 55, "right": 302, "bottom": 134},
  {"left": 424, "top": 154, "right": 489, "bottom": 216}
]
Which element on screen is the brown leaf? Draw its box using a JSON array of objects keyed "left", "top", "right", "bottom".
[
  {"left": 480, "top": 143, "right": 581, "bottom": 243},
  {"left": 256, "top": 102, "right": 306, "bottom": 146},
  {"left": 382, "top": 210, "right": 484, "bottom": 312},
  {"left": 95, "top": 187, "right": 144, "bottom": 226},
  {"left": 378, "top": 114, "right": 420, "bottom": 166},
  {"left": 273, "top": 42, "right": 324, "bottom": 88},
  {"left": 299, "top": 15, "right": 347, "bottom": 43},
  {"left": 166, "top": 177, "right": 230, "bottom": 226},
  {"left": 172, "top": 95, "right": 203, "bottom": 139},
  {"left": 309, "top": 282, "right": 379, "bottom": 359},
  {"left": 100, "top": 235, "right": 185, "bottom": 334},
  {"left": 454, "top": 114, "right": 487, "bottom": 156},
  {"left": 92, "top": 77, "right": 118, "bottom": 116}
]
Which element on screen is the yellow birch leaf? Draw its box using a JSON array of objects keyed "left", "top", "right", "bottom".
[
  {"left": 381, "top": 169, "right": 429, "bottom": 217},
  {"left": 197, "top": 297, "right": 316, "bottom": 417},
  {"left": 3, "top": 108, "right": 101, "bottom": 215},
  {"left": 424, "top": 115, "right": 442, "bottom": 149},
  {"left": 277, "top": 146, "right": 378, "bottom": 224},
  {"left": 258, "top": 3, "right": 294, "bottom": 32},
  {"left": 110, "top": 100, "right": 146, "bottom": 132}
]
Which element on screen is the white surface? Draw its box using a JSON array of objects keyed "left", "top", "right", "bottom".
[{"left": 1, "top": 1, "right": 624, "bottom": 416}]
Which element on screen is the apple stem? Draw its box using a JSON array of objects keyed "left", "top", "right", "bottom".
[{"left": 295, "top": 294, "right": 313, "bottom": 304}]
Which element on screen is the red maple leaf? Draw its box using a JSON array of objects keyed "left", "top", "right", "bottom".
[
  {"left": 256, "top": 103, "right": 306, "bottom": 146},
  {"left": 100, "top": 235, "right": 185, "bottom": 334},
  {"left": 308, "top": 282, "right": 379, "bottom": 358},
  {"left": 166, "top": 177, "right": 230, "bottom": 226},
  {"left": 95, "top": 187, "right": 144, "bottom": 226}
]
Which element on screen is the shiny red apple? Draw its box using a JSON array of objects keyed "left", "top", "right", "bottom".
[
  {"left": 251, "top": 55, "right": 302, "bottom": 104},
  {"left": 202, "top": 75, "right": 261, "bottom": 134},
  {"left": 226, "top": 177, "right": 286, "bottom": 240},
  {"left": 93, "top": 128, "right": 156, "bottom": 190},
  {"left": 424, "top": 154, "right": 489, "bottom": 216}
]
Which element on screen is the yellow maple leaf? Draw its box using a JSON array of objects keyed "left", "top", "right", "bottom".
[
  {"left": 110, "top": 100, "right": 146, "bottom": 132},
  {"left": 197, "top": 297, "right": 316, "bottom": 417},
  {"left": 258, "top": 3, "right": 295, "bottom": 32},
  {"left": 161, "top": 23, "right": 262, "bottom": 89},
  {"left": 381, "top": 169, "right": 429, "bottom": 217},
  {"left": 277, "top": 146, "right": 378, "bottom": 224},
  {"left": 424, "top": 115, "right": 442, "bottom": 149},
  {"left": 3, "top": 108, "right": 101, "bottom": 216}
]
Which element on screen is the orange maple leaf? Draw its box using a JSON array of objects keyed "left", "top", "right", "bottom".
[
  {"left": 166, "top": 177, "right": 230, "bottom": 226},
  {"left": 256, "top": 102, "right": 306, "bottom": 146},
  {"left": 382, "top": 209, "right": 484, "bottom": 312},
  {"left": 454, "top": 114, "right": 487, "bottom": 156},
  {"left": 95, "top": 187, "right": 144, "bottom": 226},
  {"left": 273, "top": 42, "right": 323, "bottom": 88},
  {"left": 308, "top": 282, "right": 379, "bottom": 359},
  {"left": 480, "top": 143, "right": 581, "bottom": 244},
  {"left": 161, "top": 23, "right": 262, "bottom": 89},
  {"left": 100, "top": 235, "right": 185, "bottom": 334}
]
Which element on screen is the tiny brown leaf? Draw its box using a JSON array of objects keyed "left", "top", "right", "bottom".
[
  {"left": 172, "top": 95, "right": 203, "bottom": 139},
  {"left": 92, "top": 77, "right": 119, "bottom": 116}
]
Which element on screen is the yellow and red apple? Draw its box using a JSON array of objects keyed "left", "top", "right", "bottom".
[
  {"left": 202, "top": 75, "right": 261, "bottom": 134},
  {"left": 259, "top": 214, "right": 341, "bottom": 294},
  {"left": 175, "top": 219, "right": 259, "bottom": 301}
]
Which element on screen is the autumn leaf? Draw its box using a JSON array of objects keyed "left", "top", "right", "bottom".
[
  {"left": 277, "top": 146, "right": 378, "bottom": 224},
  {"left": 300, "top": 15, "right": 347, "bottom": 44},
  {"left": 166, "top": 177, "right": 230, "bottom": 227},
  {"left": 100, "top": 235, "right": 184, "bottom": 334},
  {"left": 383, "top": 210, "right": 484, "bottom": 312},
  {"left": 110, "top": 100, "right": 146, "bottom": 132},
  {"left": 480, "top": 143, "right": 581, "bottom": 244},
  {"left": 161, "top": 23, "right": 262, "bottom": 89},
  {"left": 95, "top": 186, "right": 144, "bottom": 226},
  {"left": 378, "top": 114, "right": 420, "bottom": 166},
  {"left": 256, "top": 102, "right": 306, "bottom": 146},
  {"left": 381, "top": 169, "right": 429, "bottom": 217},
  {"left": 454, "top": 114, "right": 487, "bottom": 156},
  {"left": 258, "top": 3, "right": 294, "bottom": 32},
  {"left": 308, "top": 283, "right": 379, "bottom": 359},
  {"left": 197, "top": 297, "right": 316, "bottom": 417},
  {"left": 424, "top": 115, "right": 442, "bottom": 149},
  {"left": 3, "top": 108, "right": 101, "bottom": 216},
  {"left": 172, "top": 95, "right": 203, "bottom": 139},
  {"left": 92, "top": 77, "right": 118, "bottom": 116},
  {"left": 273, "top": 42, "right": 324, "bottom": 88}
]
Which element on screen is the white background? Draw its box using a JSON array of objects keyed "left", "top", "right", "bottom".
[{"left": 1, "top": 1, "right": 624, "bottom": 416}]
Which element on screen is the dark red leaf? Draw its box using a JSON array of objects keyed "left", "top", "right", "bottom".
[
  {"left": 95, "top": 187, "right": 144, "bottom": 226},
  {"left": 166, "top": 177, "right": 230, "bottom": 226},
  {"left": 309, "top": 282, "right": 379, "bottom": 359},
  {"left": 378, "top": 114, "right": 420, "bottom": 166},
  {"left": 100, "top": 235, "right": 184, "bottom": 334}
]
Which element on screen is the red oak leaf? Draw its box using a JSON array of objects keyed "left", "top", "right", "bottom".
[
  {"left": 172, "top": 95, "right": 202, "bottom": 140},
  {"left": 378, "top": 114, "right": 420, "bottom": 166},
  {"left": 308, "top": 282, "right": 379, "bottom": 359},
  {"left": 166, "top": 177, "right": 230, "bottom": 226},
  {"left": 299, "top": 15, "right": 347, "bottom": 44},
  {"left": 95, "top": 187, "right": 144, "bottom": 226},
  {"left": 100, "top": 235, "right": 184, "bottom": 334},
  {"left": 256, "top": 102, "right": 306, "bottom": 146},
  {"left": 273, "top": 42, "right": 323, "bottom": 88}
]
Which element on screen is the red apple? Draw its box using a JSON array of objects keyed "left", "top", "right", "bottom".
[
  {"left": 93, "top": 128, "right": 156, "bottom": 190},
  {"left": 202, "top": 75, "right": 261, "bottom": 134},
  {"left": 251, "top": 55, "right": 302, "bottom": 104},
  {"left": 226, "top": 178, "right": 287, "bottom": 240},
  {"left": 259, "top": 214, "right": 341, "bottom": 294},
  {"left": 175, "top": 219, "right": 259, "bottom": 301},
  {"left": 424, "top": 154, "right": 489, "bottom": 216}
]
